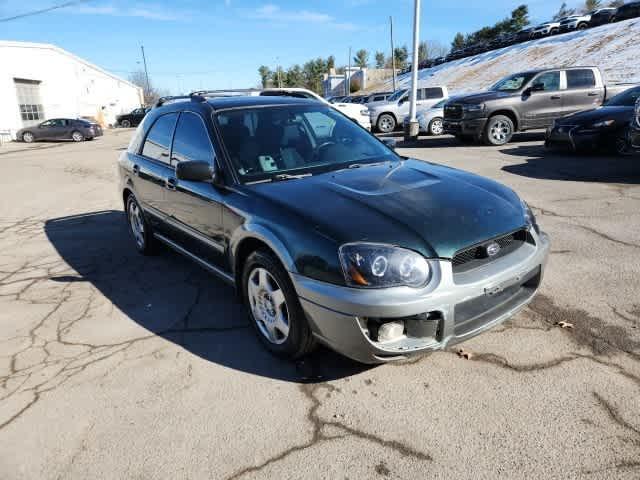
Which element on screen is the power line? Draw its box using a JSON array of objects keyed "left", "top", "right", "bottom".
[{"left": 0, "top": 0, "right": 94, "bottom": 23}]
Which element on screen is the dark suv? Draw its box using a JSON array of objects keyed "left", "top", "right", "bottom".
[
  {"left": 116, "top": 107, "right": 149, "bottom": 128},
  {"left": 119, "top": 94, "right": 549, "bottom": 363},
  {"left": 613, "top": 1, "right": 640, "bottom": 21}
]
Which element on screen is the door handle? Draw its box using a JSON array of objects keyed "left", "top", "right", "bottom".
[
  {"left": 587, "top": 92, "right": 598, "bottom": 97},
  {"left": 132, "top": 164, "right": 140, "bottom": 176},
  {"left": 550, "top": 95, "right": 561, "bottom": 100},
  {"left": 166, "top": 177, "right": 177, "bottom": 191}
]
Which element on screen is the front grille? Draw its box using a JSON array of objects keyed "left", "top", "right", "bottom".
[
  {"left": 444, "top": 104, "right": 463, "bottom": 120},
  {"left": 452, "top": 229, "right": 532, "bottom": 274},
  {"left": 454, "top": 266, "right": 541, "bottom": 336}
]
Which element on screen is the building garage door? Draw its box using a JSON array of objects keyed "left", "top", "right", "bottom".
[{"left": 14, "top": 79, "right": 45, "bottom": 127}]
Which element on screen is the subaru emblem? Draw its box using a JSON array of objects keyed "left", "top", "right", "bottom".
[{"left": 486, "top": 242, "right": 501, "bottom": 257}]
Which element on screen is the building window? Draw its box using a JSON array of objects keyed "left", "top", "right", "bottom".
[{"left": 14, "top": 78, "right": 45, "bottom": 125}]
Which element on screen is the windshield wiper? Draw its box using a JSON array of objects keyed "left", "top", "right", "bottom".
[
  {"left": 271, "top": 173, "right": 312, "bottom": 182},
  {"left": 347, "top": 161, "right": 387, "bottom": 169}
]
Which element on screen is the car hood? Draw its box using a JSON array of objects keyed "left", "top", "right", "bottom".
[
  {"left": 453, "top": 90, "right": 514, "bottom": 105},
  {"left": 556, "top": 106, "right": 633, "bottom": 125},
  {"left": 248, "top": 159, "right": 525, "bottom": 259}
]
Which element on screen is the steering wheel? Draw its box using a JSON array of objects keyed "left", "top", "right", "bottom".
[{"left": 314, "top": 141, "right": 337, "bottom": 161}]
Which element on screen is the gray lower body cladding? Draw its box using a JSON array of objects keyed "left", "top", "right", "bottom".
[{"left": 292, "top": 230, "right": 550, "bottom": 364}]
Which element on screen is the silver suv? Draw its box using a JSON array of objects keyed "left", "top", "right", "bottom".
[{"left": 369, "top": 85, "right": 449, "bottom": 133}]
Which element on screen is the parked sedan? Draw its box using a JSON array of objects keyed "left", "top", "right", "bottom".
[
  {"left": 119, "top": 95, "right": 549, "bottom": 363},
  {"left": 416, "top": 98, "right": 450, "bottom": 135},
  {"left": 545, "top": 86, "right": 640, "bottom": 154},
  {"left": 17, "top": 118, "right": 102, "bottom": 143}
]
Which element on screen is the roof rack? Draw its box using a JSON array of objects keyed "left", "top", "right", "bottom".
[
  {"left": 189, "top": 88, "right": 260, "bottom": 98},
  {"left": 154, "top": 94, "right": 206, "bottom": 108}
]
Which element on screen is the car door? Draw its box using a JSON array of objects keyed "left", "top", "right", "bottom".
[
  {"left": 520, "top": 70, "right": 563, "bottom": 129},
  {"left": 164, "top": 111, "right": 226, "bottom": 268},
  {"left": 562, "top": 69, "right": 603, "bottom": 116},
  {"left": 58, "top": 119, "right": 74, "bottom": 139},
  {"left": 35, "top": 120, "right": 55, "bottom": 140},
  {"left": 132, "top": 112, "right": 178, "bottom": 228}
]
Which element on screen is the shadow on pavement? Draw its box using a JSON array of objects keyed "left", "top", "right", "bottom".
[
  {"left": 45, "top": 210, "right": 371, "bottom": 383},
  {"left": 499, "top": 144, "right": 640, "bottom": 184}
]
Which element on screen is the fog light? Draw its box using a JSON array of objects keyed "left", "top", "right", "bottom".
[{"left": 377, "top": 321, "right": 404, "bottom": 342}]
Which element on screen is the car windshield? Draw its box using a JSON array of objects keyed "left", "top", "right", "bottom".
[
  {"left": 490, "top": 72, "right": 536, "bottom": 92},
  {"left": 216, "top": 104, "right": 397, "bottom": 183},
  {"left": 604, "top": 87, "right": 640, "bottom": 107},
  {"left": 387, "top": 89, "right": 407, "bottom": 102}
]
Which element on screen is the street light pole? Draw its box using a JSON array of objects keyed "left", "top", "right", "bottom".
[
  {"left": 390, "top": 16, "right": 396, "bottom": 92},
  {"left": 140, "top": 45, "right": 151, "bottom": 103},
  {"left": 347, "top": 46, "right": 351, "bottom": 97},
  {"left": 405, "top": 0, "right": 421, "bottom": 140}
]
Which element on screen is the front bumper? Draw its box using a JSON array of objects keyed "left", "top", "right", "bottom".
[
  {"left": 545, "top": 125, "right": 606, "bottom": 151},
  {"left": 292, "top": 230, "right": 550, "bottom": 364},
  {"left": 443, "top": 117, "right": 487, "bottom": 138}
]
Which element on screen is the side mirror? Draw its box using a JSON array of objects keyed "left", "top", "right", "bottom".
[
  {"left": 381, "top": 138, "right": 397, "bottom": 150},
  {"left": 175, "top": 160, "right": 214, "bottom": 182}
]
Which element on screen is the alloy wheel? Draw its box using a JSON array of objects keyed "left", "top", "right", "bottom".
[
  {"left": 378, "top": 115, "right": 395, "bottom": 133},
  {"left": 22, "top": 132, "right": 34, "bottom": 143},
  {"left": 128, "top": 200, "right": 146, "bottom": 249},
  {"left": 430, "top": 118, "right": 444, "bottom": 136},
  {"left": 121, "top": 120, "right": 131, "bottom": 128},
  {"left": 72, "top": 131, "right": 84, "bottom": 142},
  {"left": 490, "top": 120, "right": 511, "bottom": 144},
  {"left": 247, "top": 267, "right": 289, "bottom": 345}
]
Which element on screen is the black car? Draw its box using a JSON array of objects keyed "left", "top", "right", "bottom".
[
  {"left": 17, "top": 118, "right": 102, "bottom": 143},
  {"left": 613, "top": 1, "right": 640, "bottom": 21},
  {"left": 545, "top": 86, "right": 640, "bottom": 154},
  {"left": 116, "top": 107, "right": 149, "bottom": 128},
  {"left": 628, "top": 98, "right": 640, "bottom": 151},
  {"left": 588, "top": 7, "right": 617, "bottom": 26},
  {"left": 515, "top": 28, "right": 534, "bottom": 43},
  {"left": 118, "top": 94, "right": 549, "bottom": 363}
]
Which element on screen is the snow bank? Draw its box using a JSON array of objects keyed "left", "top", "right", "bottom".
[{"left": 387, "top": 18, "right": 640, "bottom": 94}]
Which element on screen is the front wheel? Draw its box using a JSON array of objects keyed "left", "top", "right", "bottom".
[
  {"left": 611, "top": 128, "right": 632, "bottom": 156},
  {"left": 578, "top": 23, "right": 588, "bottom": 30},
  {"left": 377, "top": 113, "right": 396, "bottom": 133},
  {"left": 22, "top": 132, "right": 35, "bottom": 143},
  {"left": 121, "top": 119, "right": 131, "bottom": 128},
  {"left": 428, "top": 117, "right": 444, "bottom": 136},
  {"left": 483, "top": 115, "right": 514, "bottom": 146},
  {"left": 242, "top": 250, "right": 315, "bottom": 359}
]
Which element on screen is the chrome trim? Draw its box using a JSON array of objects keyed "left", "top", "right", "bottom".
[
  {"left": 153, "top": 232, "right": 234, "bottom": 285},
  {"left": 164, "top": 216, "right": 225, "bottom": 253}
]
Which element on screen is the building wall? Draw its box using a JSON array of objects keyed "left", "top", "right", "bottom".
[{"left": 0, "top": 42, "right": 143, "bottom": 139}]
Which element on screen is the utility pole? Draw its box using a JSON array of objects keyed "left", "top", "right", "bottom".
[
  {"left": 405, "top": 0, "right": 421, "bottom": 141},
  {"left": 390, "top": 16, "right": 396, "bottom": 92},
  {"left": 275, "top": 57, "right": 282, "bottom": 88},
  {"left": 346, "top": 46, "right": 351, "bottom": 97},
  {"left": 140, "top": 45, "right": 151, "bottom": 103}
]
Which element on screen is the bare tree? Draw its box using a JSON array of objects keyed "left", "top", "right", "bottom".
[{"left": 128, "top": 70, "right": 167, "bottom": 105}]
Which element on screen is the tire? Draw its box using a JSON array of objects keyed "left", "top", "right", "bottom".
[
  {"left": 483, "top": 115, "right": 514, "bottom": 146},
  {"left": 612, "top": 128, "right": 631, "bottom": 156},
  {"left": 428, "top": 117, "right": 444, "bottom": 136},
  {"left": 125, "top": 194, "right": 158, "bottom": 255},
  {"left": 121, "top": 119, "right": 131, "bottom": 128},
  {"left": 550, "top": 28, "right": 559, "bottom": 35},
  {"left": 376, "top": 113, "right": 396, "bottom": 133},
  {"left": 242, "top": 250, "right": 316, "bottom": 360},
  {"left": 578, "top": 23, "right": 588, "bottom": 30},
  {"left": 22, "top": 131, "right": 35, "bottom": 143},
  {"left": 71, "top": 130, "right": 84, "bottom": 142}
]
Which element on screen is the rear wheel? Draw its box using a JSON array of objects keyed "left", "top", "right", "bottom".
[
  {"left": 71, "top": 130, "right": 84, "bottom": 142},
  {"left": 242, "top": 250, "right": 315, "bottom": 359},
  {"left": 377, "top": 113, "right": 396, "bottom": 133},
  {"left": 121, "top": 119, "right": 131, "bottom": 128},
  {"left": 126, "top": 194, "right": 158, "bottom": 255},
  {"left": 483, "top": 115, "right": 514, "bottom": 146},
  {"left": 428, "top": 117, "right": 444, "bottom": 136},
  {"left": 22, "top": 131, "right": 34, "bottom": 143},
  {"left": 550, "top": 28, "right": 559, "bottom": 35}
]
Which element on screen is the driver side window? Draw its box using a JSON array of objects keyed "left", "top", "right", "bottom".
[
  {"left": 304, "top": 111, "right": 336, "bottom": 139},
  {"left": 533, "top": 71, "right": 560, "bottom": 91}
]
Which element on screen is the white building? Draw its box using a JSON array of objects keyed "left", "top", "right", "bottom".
[{"left": 0, "top": 41, "right": 143, "bottom": 139}]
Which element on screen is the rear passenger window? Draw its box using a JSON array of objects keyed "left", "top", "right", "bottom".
[
  {"left": 418, "top": 88, "right": 444, "bottom": 100},
  {"left": 171, "top": 112, "right": 214, "bottom": 164},
  {"left": 141, "top": 113, "right": 178, "bottom": 163},
  {"left": 566, "top": 69, "right": 596, "bottom": 89}
]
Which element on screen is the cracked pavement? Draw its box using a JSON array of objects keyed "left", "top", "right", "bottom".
[{"left": 1, "top": 131, "right": 639, "bottom": 479}]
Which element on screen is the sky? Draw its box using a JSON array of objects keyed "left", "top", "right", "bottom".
[{"left": 0, "top": 0, "right": 595, "bottom": 93}]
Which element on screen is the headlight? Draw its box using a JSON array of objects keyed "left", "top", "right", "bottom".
[
  {"left": 521, "top": 199, "right": 540, "bottom": 234},
  {"left": 463, "top": 103, "right": 485, "bottom": 113},
  {"left": 590, "top": 119, "right": 615, "bottom": 128},
  {"left": 339, "top": 243, "right": 431, "bottom": 288}
]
